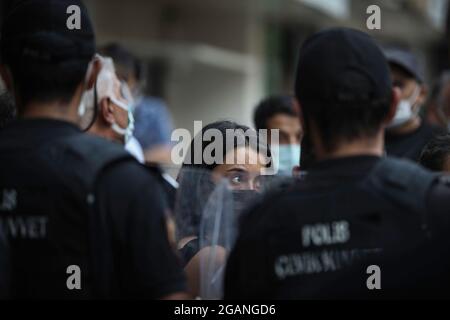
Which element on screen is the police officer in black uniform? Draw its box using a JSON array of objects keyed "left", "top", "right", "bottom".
[
  {"left": 0, "top": 0, "right": 187, "bottom": 299},
  {"left": 224, "top": 28, "right": 450, "bottom": 299}
]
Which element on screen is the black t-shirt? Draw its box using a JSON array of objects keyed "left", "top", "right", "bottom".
[
  {"left": 385, "top": 122, "right": 444, "bottom": 161},
  {"left": 224, "top": 156, "right": 450, "bottom": 299},
  {"left": 0, "top": 119, "right": 186, "bottom": 299},
  {"left": 179, "top": 238, "right": 200, "bottom": 267}
]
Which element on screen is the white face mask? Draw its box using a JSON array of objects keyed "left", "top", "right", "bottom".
[
  {"left": 79, "top": 55, "right": 136, "bottom": 140},
  {"left": 110, "top": 96, "right": 135, "bottom": 144},
  {"left": 388, "top": 85, "right": 421, "bottom": 129},
  {"left": 78, "top": 92, "right": 87, "bottom": 117},
  {"left": 78, "top": 58, "right": 97, "bottom": 118},
  {"left": 272, "top": 144, "right": 301, "bottom": 176}
]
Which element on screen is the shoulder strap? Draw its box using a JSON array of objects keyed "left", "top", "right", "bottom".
[
  {"left": 367, "top": 157, "right": 440, "bottom": 234},
  {"left": 145, "top": 164, "right": 178, "bottom": 210},
  {"left": 52, "top": 133, "right": 135, "bottom": 189},
  {"left": 53, "top": 133, "right": 135, "bottom": 298}
]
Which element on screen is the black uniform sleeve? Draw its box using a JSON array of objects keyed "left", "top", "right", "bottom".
[
  {"left": 224, "top": 202, "right": 273, "bottom": 300},
  {"left": 98, "top": 162, "right": 186, "bottom": 298},
  {"left": 225, "top": 229, "right": 276, "bottom": 299},
  {"left": 427, "top": 176, "right": 450, "bottom": 234},
  {"left": 224, "top": 236, "right": 255, "bottom": 299}
]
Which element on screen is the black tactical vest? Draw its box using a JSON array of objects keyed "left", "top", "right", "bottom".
[
  {"left": 0, "top": 132, "right": 134, "bottom": 299},
  {"left": 235, "top": 157, "right": 441, "bottom": 299}
]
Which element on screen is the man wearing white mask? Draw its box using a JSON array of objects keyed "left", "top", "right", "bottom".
[
  {"left": 83, "top": 56, "right": 145, "bottom": 163},
  {"left": 253, "top": 95, "right": 303, "bottom": 175},
  {"left": 0, "top": 0, "right": 187, "bottom": 299},
  {"left": 384, "top": 48, "right": 443, "bottom": 161},
  {"left": 83, "top": 56, "right": 178, "bottom": 209}
]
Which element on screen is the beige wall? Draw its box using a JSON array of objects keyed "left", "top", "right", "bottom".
[
  {"left": 86, "top": 0, "right": 265, "bottom": 132},
  {"left": 85, "top": 0, "right": 445, "bottom": 133}
]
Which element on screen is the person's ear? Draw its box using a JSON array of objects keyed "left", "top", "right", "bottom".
[
  {"left": 383, "top": 87, "right": 401, "bottom": 125},
  {"left": 100, "top": 97, "right": 116, "bottom": 125},
  {"left": 418, "top": 84, "right": 428, "bottom": 106}
]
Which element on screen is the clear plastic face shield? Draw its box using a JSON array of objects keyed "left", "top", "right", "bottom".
[
  {"left": 174, "top": 164, "right": 304, "bottom": 299},
  {"left": 175, "top": 167, "right": 238, "bottom": 299}
]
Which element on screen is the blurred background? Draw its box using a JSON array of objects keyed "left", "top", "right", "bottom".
[{"left": 1, "top": 0, "right": 450, "bottom": 131}]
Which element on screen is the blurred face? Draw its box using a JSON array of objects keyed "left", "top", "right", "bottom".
[
  {"left": 443, "top": 155, "right": 450, "bottom": 172},
  {"left": 437, "top": 83, "right": 450, "bottom": 125},
  {"left": 213, "top": 146, "right": 266, "bottom": 191},
  {"left": 390, "top": 65, "right": 426, "bottom": 113},
  {"left": 266, "top": 114, "right": 302, "bottom": 145}
]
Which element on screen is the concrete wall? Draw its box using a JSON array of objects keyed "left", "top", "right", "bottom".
[
  {"left": 85, "top": 0, "right": 446, "bottom": 132},
  {"left": 86, "top": 0, "right": 265, "bottom": 133}
]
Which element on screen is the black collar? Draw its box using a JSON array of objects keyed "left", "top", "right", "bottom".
[
  {"left": 0, "top": 118, "right": 81, "bottom": 142},
  {"left": 307, "top": 155, "right": 381, "bottom": 178}
]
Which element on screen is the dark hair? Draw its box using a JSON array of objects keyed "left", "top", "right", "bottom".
[
  {"left": 176, "top": 121, "right": 270, "bottom": 240},
  {"left": 0, "top": 91, "right": 15, "bottom": 129},
  {"left": 100, "top": 43, "right": 141, "bottom": 81},
  {"left": 419, "top": 134, "right": 450, "bottom": 171},
  {"left": 5, "top": 59, "right": 90, "bottom": 108},
  {"left": 253, "top": 95, "right": 296, "bottom": 130},
  {"left": 388, "top": 63, "right": 417, "bottom": 81},
  {"left": 0, "top": 0, "right": 95, "bottom": 108},
  {"left": 300, "top": 98, "right": 391, "bottom": 152},
  {"left": 181, "top": 120, "right": 270, "bottom": 171},
  {"left": 295, "top": 28, "right": 392, "bottom": 153}
]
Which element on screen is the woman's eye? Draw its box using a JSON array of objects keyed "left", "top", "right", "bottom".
[
  {"left": 228, "top": 172, "right": 248, "bottom": 185},
  {"left": 230, "top": 175, "right": 242, "bottom": 185}
]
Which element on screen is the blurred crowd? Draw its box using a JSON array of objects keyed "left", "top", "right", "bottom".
[{"left": 1, "top": 0, "right": 450, "bottom": 300}]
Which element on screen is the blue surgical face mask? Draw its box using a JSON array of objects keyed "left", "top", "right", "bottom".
[{"left": 273, "top": 144, "right": 301, "bottom": 176}]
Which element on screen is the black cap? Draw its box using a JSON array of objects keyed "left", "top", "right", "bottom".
[
  {"left": 0, "top": 0, "right": 95, "bottom": 65},
  {"left": 295, "top": 28, "right": 392, "bottom": 105},
  {"left": 384, "top": 47, "right": 423, "bottom": 83}
]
